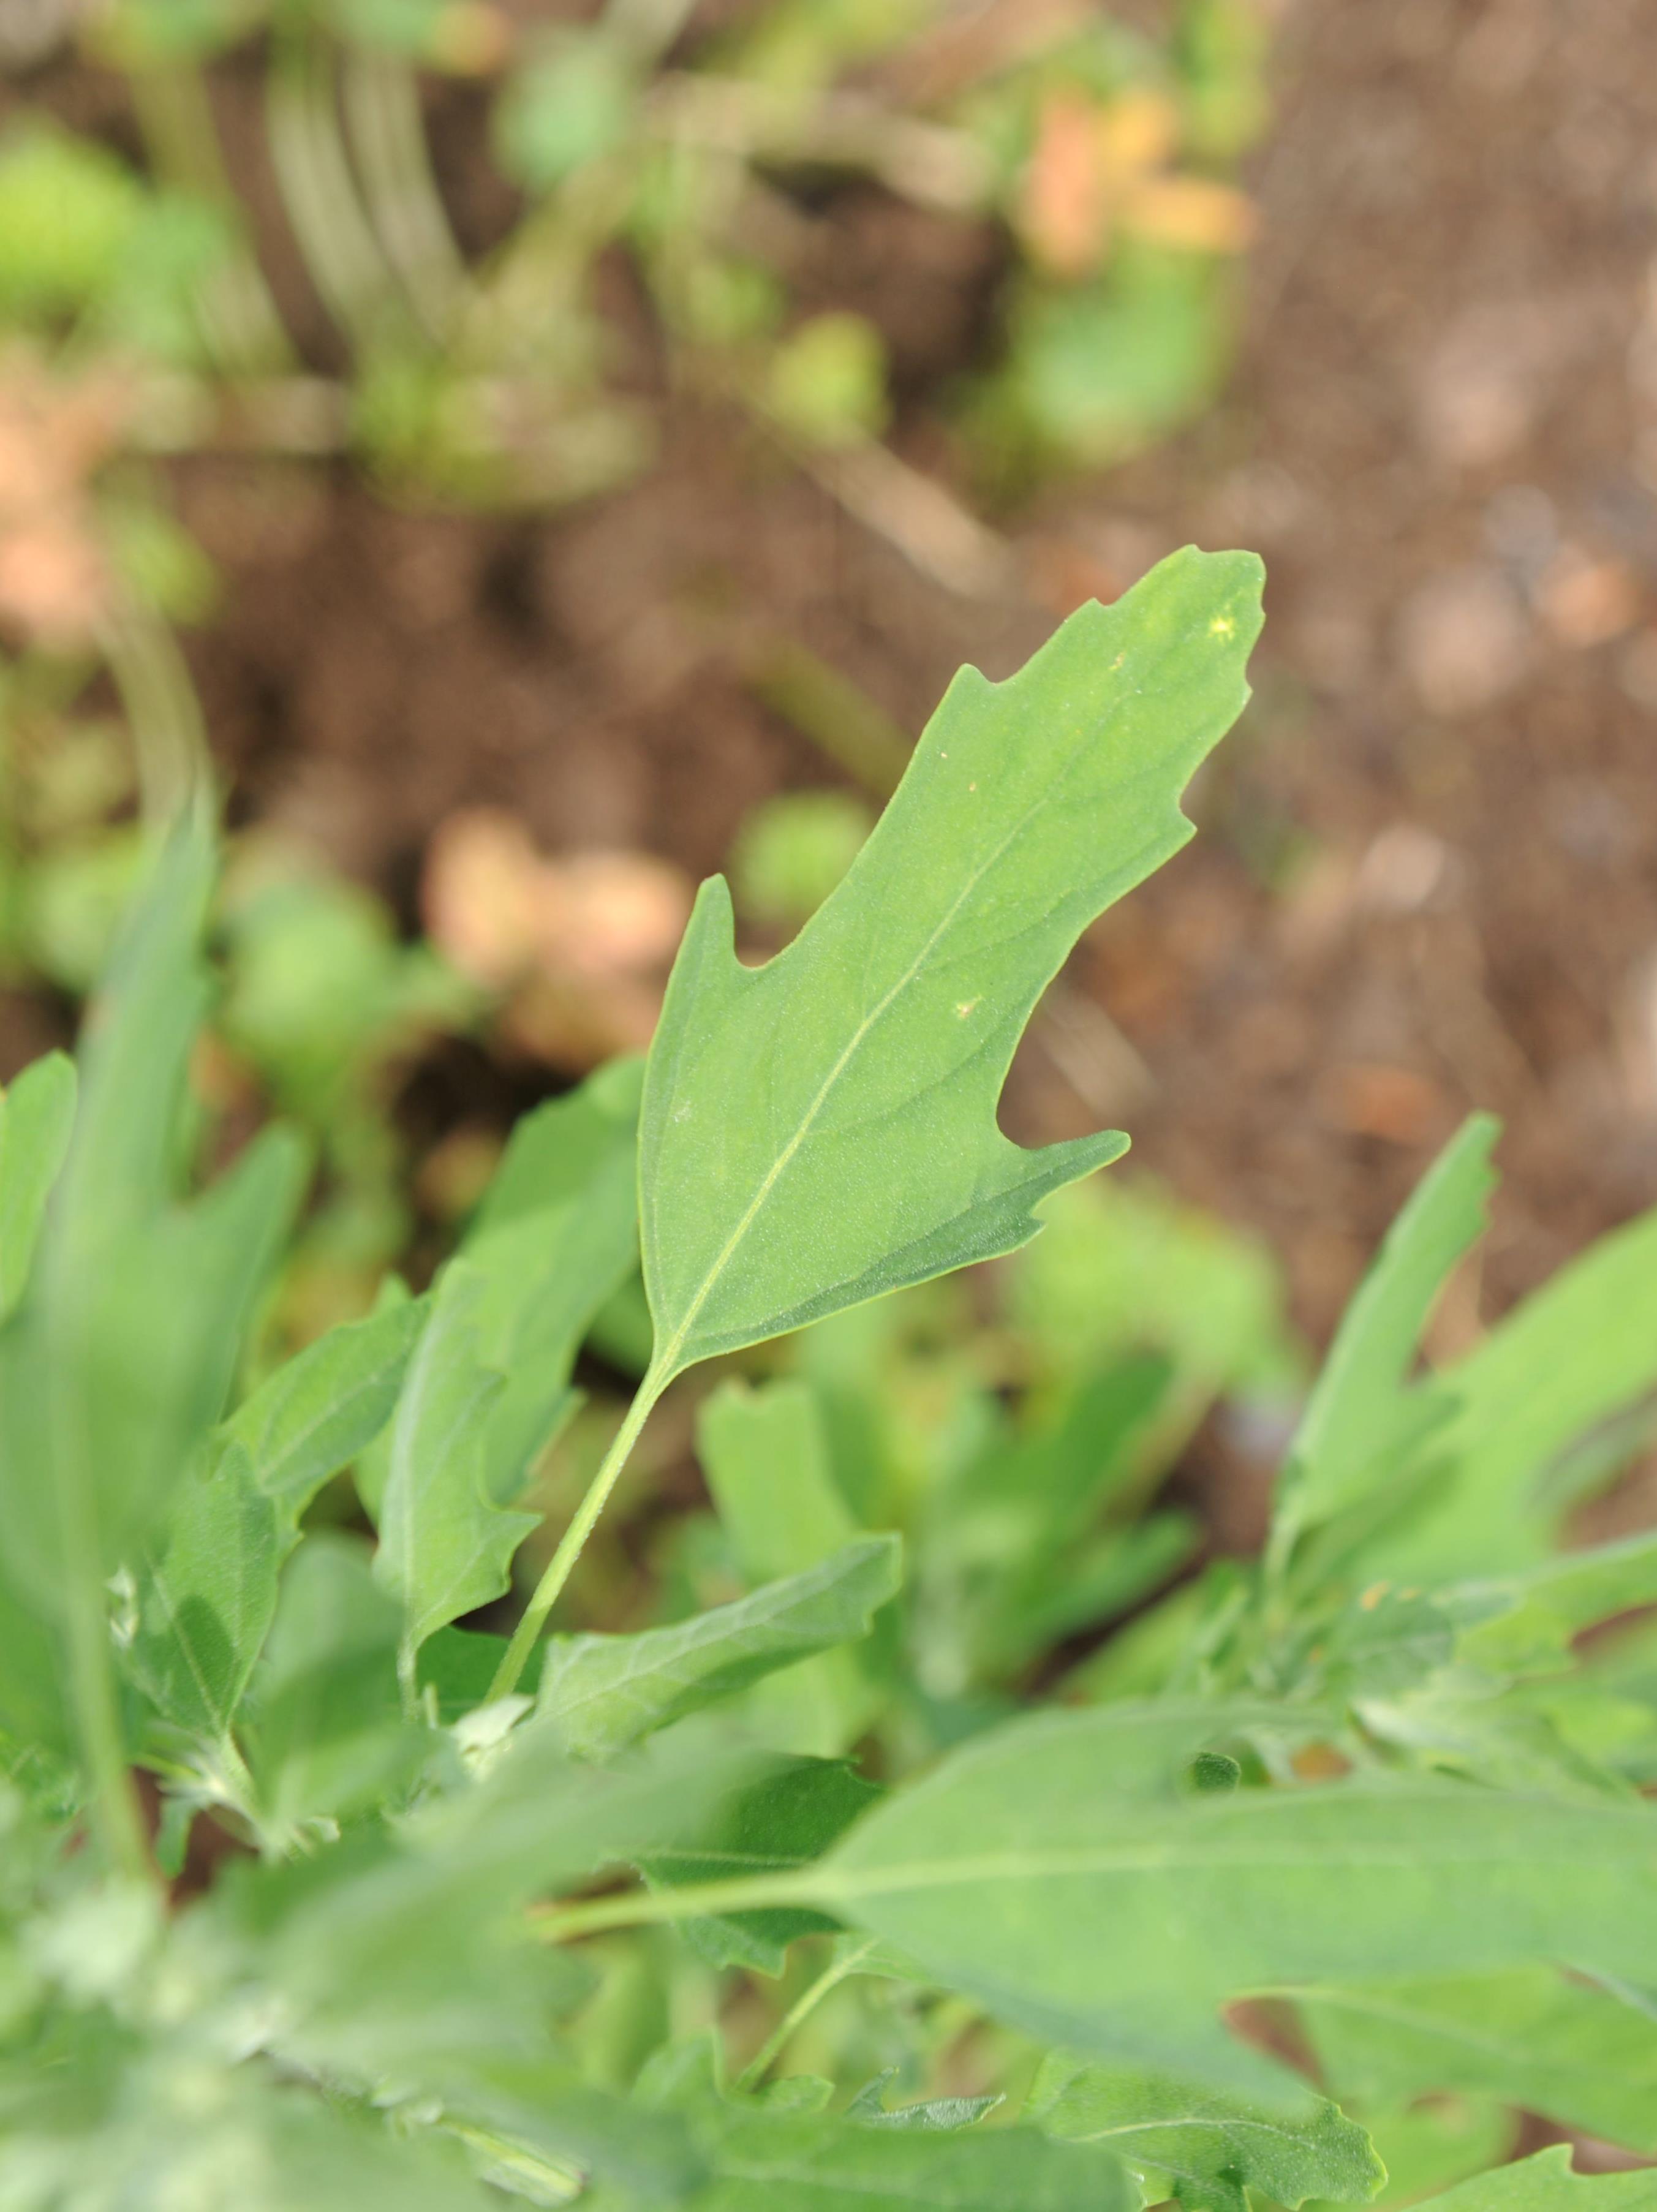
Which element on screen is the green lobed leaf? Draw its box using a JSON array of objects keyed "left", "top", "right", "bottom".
[
  {"left": 846, "top": 2073, "right": 999, "bottom": 2131},
  {"left": 1410, "top": 2149, "right": 1657, "bottom": 2212},
  {"left": 370, "top": 1263, "right": 534, "bottom": 1684},
  {"left": 640, "top": 548, "right": 1264, "bottom": 1381},
  {"left": 1451, "top": 1528, "right": 1657, "bottom": 1680},
  {"left": 1350, "top": 2099, "right": 1518, "bottom": 2210},
  {"left": 1307, "top": 1527, "right": 1657, "bottom": 1721},
  {"left": 0, "top": 1051, "right": 75, "bottom": 1324},
  {"left": 677, "top": 2097, "right": 1133, "bottom": 2203},
  {"left": 807, "top": 1699, "right": 1657, "bottom": 2085},
  {"left": 1270, "top": 1115, "right": 1499, "bottom": 1566},
  {"left": 679, "top": 2107, "right": 1139, "bottom": 2212},
  {"left": 1031, "top": 2054, "right": 1384, "bottom": 2212},
  {"left": 126, "top": 1441, "right": 282, "bottom": 1750},
  {"left": 1297, "top": 1967, "right": 1657, "bottom": 2157},
  {"left": 219, "top": 1292, "right": 428, "bottom": 1528},
  {"left": 540, "top": 1536, "right": 902, "bottom": 1760},
  {"left": 641, "top": 2043, "right": 1139, "bottom": 2212}
]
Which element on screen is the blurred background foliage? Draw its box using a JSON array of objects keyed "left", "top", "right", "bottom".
[{"left": 0, "top": 0, "right": 1269, "bottom": 1313}]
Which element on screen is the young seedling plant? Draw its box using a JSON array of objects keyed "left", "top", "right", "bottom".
[{"left": 9, "top": 548, "right": 1657, "bottom": 2209}]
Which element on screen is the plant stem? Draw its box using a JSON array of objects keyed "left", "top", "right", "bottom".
[
  {"left": 63, "top": 1571, "right": 153, "bottom": 1886},
  {"left": 532, "top": 1864, "right": 817, "bottom": 1944},
  {"left": 49, "top": 1299, "right": 154, "bottom": 1887},
  {"left": 734, "top": 1936, "right": 880, "bottom": 2091},
  {"left": 488, "top": 1366, "right": 668, "bottom": 1701}
]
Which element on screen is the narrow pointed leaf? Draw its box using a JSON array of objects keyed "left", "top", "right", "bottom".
[
  {"left": 0, "top": 1051, "right": 75, "bottom": 1323},
  {"left": 0, "top": 1119, "right": 306, "bottom": 1614},
  {"left": 461, "top": 1056, "right": 644, "bottom": 1500},
  {"left": 1272, "top": 1114, "right": 1498, "bottom": 1559},
  {"left": 1032, "top": 2054, "right": 1383, "bottom": 2212},
  {"left": 1372, "top": 1200, "right": 1657, "bottom": 1577},
  {"left": 640, "top": 548, "right": 1264, "bottom": 1380},
  {"left": 539, "top": 1534, "right": 901, "bottom": 1759}
]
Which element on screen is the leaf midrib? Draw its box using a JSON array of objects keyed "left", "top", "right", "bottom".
[{"left": 652, "top": 722, "right": 1174, "bottom": 1369}]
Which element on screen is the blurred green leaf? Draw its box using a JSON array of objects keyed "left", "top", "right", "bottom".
[
  {"left": 369, "top": 1262, "right": 532, "bottom": 1684},
  {"left": 243, "top": 1533, "right": 421, "bottom": 1842},
  {"left": 540, "top": 1536, "right": 901, "bottom": 1760},
  {"left": 643, "top": 1754, "right": 881, "bottom": 1975},
  {"left": 1176, "top": 0, "right": 1275, "bottom": 159},
  {"left": 221, "top": 1293, "right": 428, "bottom": 1530},
  {"left": 1342, "top": 2101, "right": 1518, "bottom": 2212},
  {"left": 1406, "top": 2149, "right": 1657, "bottom": 2212},
  {"left": 1032, "top": 2053, "right": 1384, "bottom": 2212},
  {"left": 818, "top": 1698, "right": 1657, "bottom": 2085},
  {"left": 698, "top": 1377, "right": 882, "bottom": 1755},
  {"left": 496, "top": 33, "right": 638, "bottom": 192},
  {"left": 682, "top": 2089, "right": 1138, "bottom": 2212},
  {"left": 126, "top": 1440, "right": 281, "bottom": 1751},
  {"left": 0, "top": 127, "right": 143, "bottom": 317},
  {"left": 0, "top": 1051, "right": 75, "bottom": 1324},
  {"left": 766, "top": 314, "right": 891, "bottom": 450},
  {"left": 97, "top": 0, "right": 262, "bottom": 62},
  {"left": 1300, "top": 1968, "right": 1657, "bottom": 2158},
  {"left": 0, "top": 825, "right": 306, "bottom": 1620},
  {"left": 731, "top": 792, "right": 876, "bottom": 931},
  {"left": 102, "top": 501, "right": 219, "bottom": 625},
  {"left": 998, "top": 252, "right": 1234, "bottom": 467},
  {"left": 1006, "top": 1172, "right": 1295, "bottom": 1408}
]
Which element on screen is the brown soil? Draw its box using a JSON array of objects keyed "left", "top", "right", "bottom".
[{"left": 149, "top": 0, "right": 1657, "bottom": 1343}]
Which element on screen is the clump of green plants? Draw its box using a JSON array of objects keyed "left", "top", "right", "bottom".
[
  {"left": 1, "top": 0, "right": 1266, "bottom": 516},
  {"left": 10, "top": 549, "right": 1657, "bottom": 2210}
]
